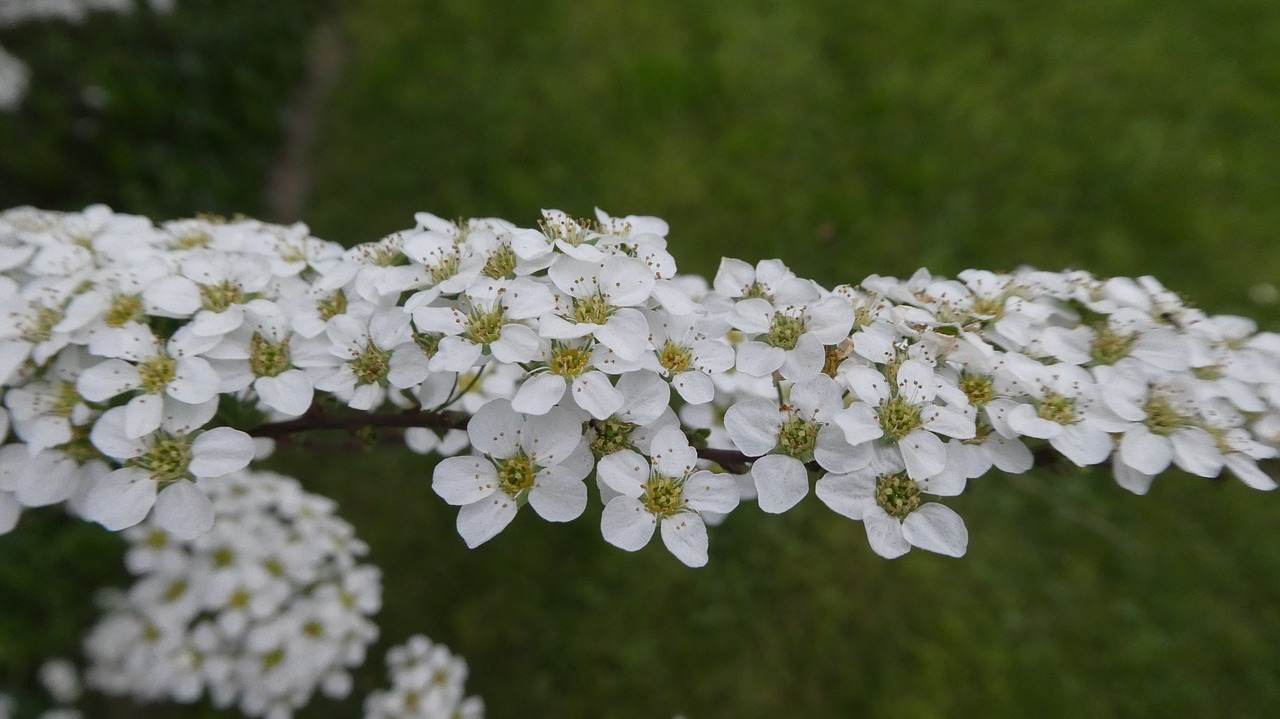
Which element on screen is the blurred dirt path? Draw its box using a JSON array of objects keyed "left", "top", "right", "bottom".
[{"left": 264, "top": 17, "right": 343, "bottom": 224}]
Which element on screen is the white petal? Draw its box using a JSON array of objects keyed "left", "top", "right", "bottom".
[
  {"left": 901, "top": 503, "right": 968, "bottom": 557},
  {"left": 468, "top": 399, "right": 523, "bottom": 458},
  {"left": 1224, "top": 454, "right": 1277, "bottom": 491},
  {"left": 600, "top": 495, "right": 657, "bottom": 551},
  {"left": 124, "top": 393, "right": 163, "bottom": 439},
  {"left": 254, "top": 371, "right": 313, "bottom": 417},
  {"left": 681, "top": 470, "right": 740, "bottom": 514},
  {"left": 596, "top": 450, "right": 649, "bottom": 497},
  {"left": 1170, "top": 427, "right": 1223, "bottom": 478},
  {"left": 899, "top": 429, "right": 947, "bottom": 479},
  {"left": 814, "top": 471, "right": 876, "bottom": 520},
  {"left": 735, "top": 341, "right": 785, "bottom": 377},
  {"left": 660, "top": 513, "right": 709, "bottom": 567},
  {"left": 751, "top": 454, "right": 809, "bottom": 514},
  {"left": 511, "top": 373, "right": 566, "bottom": 415},
  {"left": 456, "top": 493, "right": 519, "bottom": 548},
  {"left": 490, "top": 323, "right": 543, "bottom": 364},
  {"left": 672, "top": 371, "right": 714, "bottom": 405},
  {"left": 89, "top": 407, "right": 147, "bottom": 460},
  {"left": 13, "top": 452, "right": 78, "bottom": 507},
  {"left": 814, "top": 425, "right": 872, "bottom": 474},
  {"left": 522, "top": 407, "right": 583, "bottom": 465},
  {"left": 616, "top": 370, "right": 671, "bottom": 424},
  {"left": 863, "top": 508, "right": 911, "bottom": 558},
  {"left": 1112, "top": 461, "right": 1155, "bottom": 495},
  {"left": 1050, "top": 424, "right": 1114, "bottom": 467},
  {"left": 152, "top": 480, "right": 215, "bottom": 540},
  {"left": 723, "top": 398, "right": 781, "bottom": 456},
  {"left": 167, "top": 357, "right": 220, "bottom": 404},
  {"left": 832, "top": 404, "right": 885, "bottom": 446},
  {"left": 77, "top": 359, "right": 141, "bottom": 402},
  {"left": 570, "top": 371, "right": 624, "bottom": 420},
  {"left": 528, "top": 466, "right": 587, "bottom": 522},
  {"left": 433, "top": 456, "right": 498, "bottom": 505},
  {"left": 84, "top": 468, "right": 157, "bottom": 531},
  {"left": 0, "top": 493, "right": 19, "bottom": 534},
  {"left": 1119, "top": 425, "right": 1173, "bottom": 476},
  {"left": 595, "top": 309, "right": 650, "bottom": 360},
  {"left": 189, "top": 428, "right": 255, "bottom": 477}
]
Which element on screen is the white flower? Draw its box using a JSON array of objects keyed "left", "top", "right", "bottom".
[
  {"left": 597, "top": 425, "right": 739, "bottom": 567},
  {"left": 833, "top": 358, "right": 975, "bottom": 480},
  {"left": 432, "top": 400, "right": 590, "bottom": 547},
  {"left": 723, "top": 375, "right": 867, "bottom": 513},
  {"left": 84, "top": 407, "right": 254, "bottom": 537},
  {"left": 816, "top": 447, "right": 969, "bottom": 558}
]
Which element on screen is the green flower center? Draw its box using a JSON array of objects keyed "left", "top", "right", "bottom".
[
  {"left": 878, "top": 396, "right": 923, "bottom": 442},
  {"left": 970, "top": 296, "right": 1004, "bottom": 318},
  {"left": 959, "top": 373, "right": 995, "bottom": 406},
  {"left": 549, "top": 343, "right": 592, "bottom": 379},
  {"left": 779, "top": 415, "right": 820, "bottom": 460},
  {"left": 350, "top": 343, "right": 391, "bottom": 385},
  {"left": 367, "top": 245, "right": 405, "bottom": 267},
  {"left": 571, "top": 295, "right": 615, "bottom": 325},
  {"left": 540, "top": 215, "right": 596, "bottom": 247},
  {"left": 317, "top": 289, "right": 347, "bottom": 320},
  {"left": 496, "top": 454, "right": 536, "bottom": 496},
  {"left": 589, "top": 416, "right": 636, "bottom": 457},
  {"left": 139, "top": 355, "right": 176, "bottom": 394},
  {"left": 1143, "top": 396, "right": 1183, "bottom": 436},
  {"left": 199, "top": 281, "right": 245, "bottom": 313},
  {"left": 51, "top": 381, "right": 81, "bottom": 417},
  {"left": 658, "top": 341, "right": 692, "bottom": 375},
  {"left": 767, "top": 313, "right": 806, "bottom": 351},
  {"left": 642, "top": 474, "right": 685, "bottom": 518},
  {"left": 481, "top": 244, "right": 518, "bottom": 279},
  {"left": 249, "top": 333, "right": 291, "bottom": 377},
  {"left": 743, "top": 282, "right": 774, "bottom": 303},
  {"left": 464, "top": 307, "right": 505, "bottom": 345},
  {"left": 875, "top": 473, "right": 921, "bottom": 520},
  {"left": 20, "top": 305, "right": 62, "bottom": 344},
  {"left": 428, "top": 249, "right": 461, "bottom": 284},
  {"left": 1090, "top": 326, "right": 1135, "bottom": 366},
  {"left": 1037, "top": 392, "right": 1076, "bottom": 425},
  {"left": 105, "top": 294, "right": 143, "bottom": 327},
  {"left": 133, "top": 435, "right": 193, "bottom": 484},
  {"left": 414, "top": 332, "right": 442, "bottom": 357}
]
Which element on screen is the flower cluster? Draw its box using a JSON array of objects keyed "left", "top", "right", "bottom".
[
  {"left": 1, "top": 204, "right": 1278, "bottom": 570},
  {"left": 363, "top": 635, "right": 484, "bottom": 719},
  {"left": 82, "top": 469, "right": 381, "bottom": 719}
]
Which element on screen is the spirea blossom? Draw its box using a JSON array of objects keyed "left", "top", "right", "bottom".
[{"left": 0, "top": 202, "right": 1277, "bottom": 570}]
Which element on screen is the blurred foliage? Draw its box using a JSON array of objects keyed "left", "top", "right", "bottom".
[
  {"left": 0, "top": 0, "right": 332, "bottom": 219},
  {"left": 4, "top": 0, "right": 1280, "bottom": 717}
]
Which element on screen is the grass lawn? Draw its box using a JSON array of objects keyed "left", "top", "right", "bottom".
[{"left": 296, "top": 1, "right": 1280, "bottom": 717}]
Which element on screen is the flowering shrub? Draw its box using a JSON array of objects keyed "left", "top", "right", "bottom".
[{"left": 0, "top": 203, "right": 1277, "bottom": 716}]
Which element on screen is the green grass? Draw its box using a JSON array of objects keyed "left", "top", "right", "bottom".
[{"left": 5, "top": 0, "right": 1280, "bottom": 717}]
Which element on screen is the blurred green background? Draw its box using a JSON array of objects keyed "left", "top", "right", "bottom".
[{"left": 3, "top": 0, "right": 1280, "bottom": 717}]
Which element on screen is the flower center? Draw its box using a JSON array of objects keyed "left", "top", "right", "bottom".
[
  {"left": 481, "top": 244, "right": 518, "bottom": 279},
  {"left": 589, "top": 416, "right": 636, "bottom": 457},
  {"left": 427, "top": 249, "right": 461, "bottom": 284},
  {"left": 350, "top": 343, "right": 390, "bottom": 385},
  {"left": 496, "top": 454, "right": 536, "bottom": 496},
  {"left": 1037, "top": 392, "right": 1076, "bottom": 425},
  {"left": 20, "top": 305, "right": 62, "bottom": 344},
  {"left": 642, "top": 474, "right": 685, "bottom": 518},
  {"left": 317, "top": 289, "right": 347, "bottom": 320},
  {"left": 549, "top": 343, "right": 592, "bottom": 379},
  {"left": 464, "top": 307, "right": 505, "bottom": 345},
  {"left": 779, "top": 415, "right": 820, "bottom": 460},
  {"left": 571, "top": 295, "right": 615, "bottom": 325},
  {"left": 199, "top": 280, "right": 245, "bottom": 313},
  {"left": 875, "top": 473, "right": 921, "bottom": 520},
  {"left": 959, "top": 373, "right": 995, "bottom": 406},
  {"left": 1143, "top": 396, "right": 1183, "bottom": 436},
  {"left": 138, "top": 355, "right": 176, "bottom": 393},
  {"left": 767, "top": 313, "right": 805, "bottom": 351},
  {"left": 133, "top": 435, "right": 192, "bottom": 484},
  {"left": 1089, "top": 326, "right": 1134, "bottom": 365},
  {"left": 877, "top": 396, "right": 922, "bottom": 442},
  {"left": 414, "top": 332, "right": 442, "bottom": 357},
  {"left": 105, "top": 294, "right": 143, "bottom": 327},
  {"left": 249, "top": 333, "right": 291, "bottom": 378},
  {"left": 658, "top": 341, "right": 692, "bottom": 375},
  {"left": 743, "top": 282, "right": 774, "bottom": 303}
]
